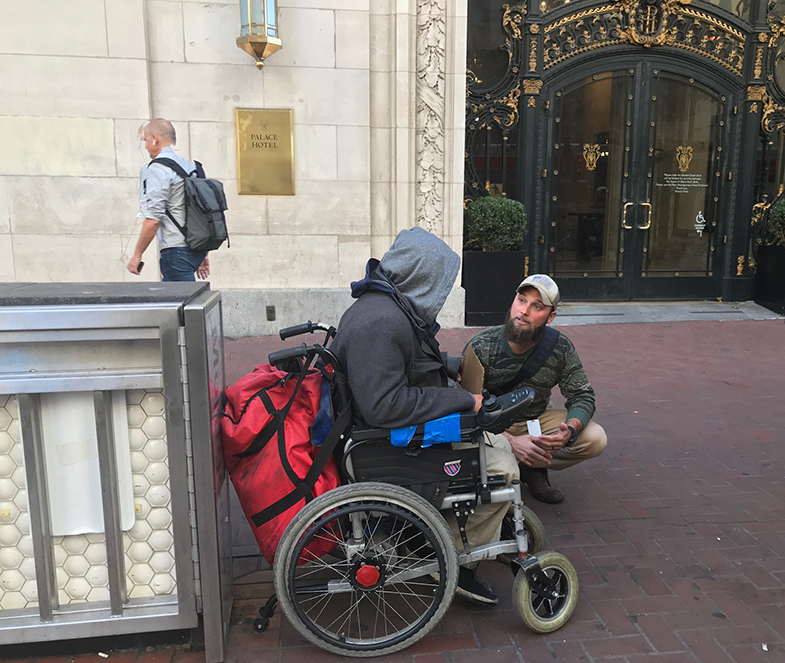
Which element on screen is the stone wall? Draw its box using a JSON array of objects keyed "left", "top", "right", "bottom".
[{"left": 0, "top": 0, "right": 468, "bottom": 333}]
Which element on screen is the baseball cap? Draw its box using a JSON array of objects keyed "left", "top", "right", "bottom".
[{"left": 517, "top": 274, "right": 560, "bottom": 308}]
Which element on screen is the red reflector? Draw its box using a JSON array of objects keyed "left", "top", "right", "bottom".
[{"left": 356, "top": 564, "right": 380, "bottom": 587}]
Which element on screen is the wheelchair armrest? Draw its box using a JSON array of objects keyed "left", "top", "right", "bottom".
[{"left": 350, "top": 413, "right": 478, "bottom": 442}]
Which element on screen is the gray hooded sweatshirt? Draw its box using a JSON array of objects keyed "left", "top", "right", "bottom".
[{"left": 331, "top": 227, "right": 476, "bottom": 428}]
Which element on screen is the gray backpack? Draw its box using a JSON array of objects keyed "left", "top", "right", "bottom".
[{"left": 152, "top": 157, "right": 229, "bottom": 252}]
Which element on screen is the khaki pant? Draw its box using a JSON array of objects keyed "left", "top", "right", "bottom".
[
  {"left": 444, "top": 409, "right": 606, "bottom": 552},
  {"left": 505, "top": 408, "right": 607, "bottom": 471},
  {"left": 444, "top": 433, "right": 519, "bottom": 553}
]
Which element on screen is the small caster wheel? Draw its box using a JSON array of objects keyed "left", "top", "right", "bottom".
[{"left": 253, "top": 616, "right": 269, "bottom": 632}]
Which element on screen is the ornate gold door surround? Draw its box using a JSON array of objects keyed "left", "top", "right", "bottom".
[{"left": 465, "top": 0, "right": 785, "bottom": 301}]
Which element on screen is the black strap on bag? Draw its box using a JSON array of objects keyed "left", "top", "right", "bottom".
[
  {"left": 150, "top": 157, "right": 203, "bottom": 237},
  {"left": 492, "top": 326, "right": 561, "bottom": 396},
  {"left": 251, "top": 403, "right": 352, "bottom": 527}
]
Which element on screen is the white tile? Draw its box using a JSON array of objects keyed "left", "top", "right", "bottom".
[
  {"left": 106, "top": 0, "right": 147, "bottom": 58},
  {"left": 0, "top": 55, "right": 149, "bottom": 120},
  {"left": 279, "top": 0, "right": 368, "bottom": 9},
  {"left": 294, "top": 125, "right": 337, "bottom": 181},
  {"left": 0, "top": 178, "right": 9, "bottom": 234},
  {"left": 370, "top": 127, "right": 392, "bottom": 182},
  {"left": 13, "top": 235, "right": 124, "bottom": 282},
  {"left": 273, "top": 8, "right": 335, "bottom": 68},
  {"left": 207, "top": 234, "right": 340, "bottom": 288},
  {"left": 121, "top": 235, "right": 160, "bottom": 282},
  {"left": 0, "top": 0, "right": 108, "bottom": 57},
  {"left": 115, "top": 119, "right": 153, "bottom": 178},
  {"left": 267, "top": 180, "right": 370, "bottom": 235},
  {"left": 0, "top": 235, "right": 14, "bottom": 281},
  {"left": 369, "top": 13, "right": 393, "bottom": 72},
  {"left": 338, "top": 237, "right": 370, "bottom": 282},
  {"left": 189, "top": 122, "right": 236, "bottom": 181},
  {"left": 150, "top": 63, "right": 264, "bottom": 122},
  {"left": 8, "top": 177, "right": 137, "bottom": 236},
  {"left": 336, "top": 10, "right": 369, "bottom": 70},
  {"left": 263, "top": 67, "right": 370, "bottom": 126},
  {"left": 0, "top": 117, "right": 116, "bottom": 177},
  {"left": 146, "top": 0, "right": 185, "bottom": 63},
  {"left": 183, "top": 3, "right": 248, "bottom": 65},
  {"left": 337, "top": 126, "right": 369, "bottom": 181},
  {"left": 222, "top": 180, "right": 268, "bottom": 235}
]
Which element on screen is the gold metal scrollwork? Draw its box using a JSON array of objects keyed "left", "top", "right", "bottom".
[
  {"left": 542, "top": 0, "right": 744, "bottom": 75},
  {"left": 583, "top": 144, "right": 601, "bottom": 171},
  {"left": 676, "top": 145, "right": 693, "bottom": 172},
  {"left": 502, "top": 3, "right": 526, "bottom": 39},
  {"left": 529, "top": 38, "right": 537, "bottom": 71},
  {"left": 522, "top": 79, "right": 543, "bottom": 94},
  {"left": 754, "top": 47, "right": 764, "bottom": 79}
]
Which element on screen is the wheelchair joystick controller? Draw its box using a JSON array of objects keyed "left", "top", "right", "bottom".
[
  {"left": 475, "top": 386, "right": 536, "bottom": 435},
  {"left": 481, "top": 389, "right": 499, "bottom": 411}
]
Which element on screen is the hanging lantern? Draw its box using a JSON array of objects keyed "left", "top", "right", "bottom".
[{"left": 236, "top": 0, "right": 281, "bottom": 69}]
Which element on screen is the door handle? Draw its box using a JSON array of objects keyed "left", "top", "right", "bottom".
[
  {"left": 622, "top": 202, "right": 634, "bottom": 230},
  {"left": 638, "top": 202, "right": 652, "bottom": 230}
]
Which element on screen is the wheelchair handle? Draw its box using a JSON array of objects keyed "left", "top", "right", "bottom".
[
  {"left": 279, "top": 321, "right": 336, "bottom": 341},
  {"left": 268, "top": 343, "right": 309, "bottom": 367}
]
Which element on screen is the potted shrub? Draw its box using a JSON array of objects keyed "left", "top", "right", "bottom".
[
  {"left": 754, "top": 196, "right": 785, "bottom": 315},
  {"left": 462, "top": 196, "right": 528, "bottom": 326}
]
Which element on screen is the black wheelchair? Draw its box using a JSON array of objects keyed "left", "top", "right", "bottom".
[{"left": 255, "top": 322, "right": 578, "bottom": 657}]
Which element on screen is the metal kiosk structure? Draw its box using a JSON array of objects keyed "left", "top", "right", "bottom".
[{"left": 0, "top": 283, "right": 232, "bottom": 662}]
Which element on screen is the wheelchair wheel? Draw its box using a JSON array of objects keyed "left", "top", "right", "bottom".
[
  {"left": 274, "top": 482, "right": 459, "bottom": 657},
  {"left": 512, "top": 550, "right": 578, "bottom": 633}
]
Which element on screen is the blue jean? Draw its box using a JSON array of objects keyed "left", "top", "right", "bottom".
[{"left": 159, "top": 247, "right": 207, "bottom": 282}]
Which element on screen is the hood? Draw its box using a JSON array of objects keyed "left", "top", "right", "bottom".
[{"left": 376, "top": 227, "right": 460, "bottom": 326}]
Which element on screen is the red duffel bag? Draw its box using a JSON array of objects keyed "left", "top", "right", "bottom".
[{"left": 222, "top": 363, "right": 348, "bottom": 564}]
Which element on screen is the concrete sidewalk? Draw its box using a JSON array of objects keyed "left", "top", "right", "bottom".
[{"left": 4, "top": 314, "right": 784, "bottom": 663}]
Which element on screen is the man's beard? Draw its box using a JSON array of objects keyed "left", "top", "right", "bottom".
[{"left": 504, "top": 309, "right": 547, "bottom": 347}]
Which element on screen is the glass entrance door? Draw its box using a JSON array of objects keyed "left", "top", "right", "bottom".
[{"left": 547, "top": 65, "right": 728, "bottom": 299}]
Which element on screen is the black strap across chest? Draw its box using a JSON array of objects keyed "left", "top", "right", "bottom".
[{"left": 492, "top": 326, "right": 560, "bottom": 396}]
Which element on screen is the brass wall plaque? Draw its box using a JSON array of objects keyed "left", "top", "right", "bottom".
[{"left": 236, "top": 108, "right": 294, "bottom": 195}]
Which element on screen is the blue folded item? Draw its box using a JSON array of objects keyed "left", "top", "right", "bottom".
[
  {"left": 390, "top": 412, "right": 462, "bottom": 448},
  {"left": 311, "top": 380, "right": 332, "bottom": 446}
]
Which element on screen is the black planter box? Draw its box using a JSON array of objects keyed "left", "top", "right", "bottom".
[
  {"left": 754, "top": 244, "right": 785, "bottom": 315},
  {"left": 463, "top": 250, "right": 526, "bottom": 326}
]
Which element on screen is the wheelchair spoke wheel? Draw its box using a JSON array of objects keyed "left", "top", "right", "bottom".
[
  {"left": 274, "top": 483, "right": 458, "bottom": 657},
  {"left": 512, "top": 550, "right": 578, "bottom": 633}
]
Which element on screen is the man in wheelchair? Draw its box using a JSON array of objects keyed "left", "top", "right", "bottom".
[{"left": 331, "top": 227, "right": 522, "bottom": 606}]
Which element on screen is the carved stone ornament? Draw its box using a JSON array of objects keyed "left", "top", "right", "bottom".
[{"left": 416, "top": 0, "right": 446, "bottom": 234}]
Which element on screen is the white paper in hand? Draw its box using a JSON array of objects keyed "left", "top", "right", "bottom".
[{"left": 526, "top": 419, "right": 542, "bottom": 437}]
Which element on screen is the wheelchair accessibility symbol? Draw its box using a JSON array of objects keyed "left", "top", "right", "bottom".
[{"left": 443, "top": 460, "right": 462, "bottom": 476}]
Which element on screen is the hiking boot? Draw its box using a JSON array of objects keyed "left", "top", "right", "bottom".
[
  {"left": 455, "top": 566, "right": 498, "bottom": 606},
  {"left": 519, "top": 465, "right": 564, "bottom": 504}
]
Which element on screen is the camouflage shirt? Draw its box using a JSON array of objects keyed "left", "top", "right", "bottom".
[{"left": 466, "top": 326, "right": 596, "bottom": 427}]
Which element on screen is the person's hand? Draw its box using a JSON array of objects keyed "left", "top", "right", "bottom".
[
  {"left": 127, "top": 254, "right": 143, "bottom": 275},
  {"left": 196, "top": 256, "right": 210, "bottom": 280},
  {"left": 472, "top": 394, "right": 483, "bottom": 412},
  {"left": 535, "top": 423, "right": 573, "bottom": 453},
  {"left": 504, "top": 432, "right": 553, "bottom": 466}
]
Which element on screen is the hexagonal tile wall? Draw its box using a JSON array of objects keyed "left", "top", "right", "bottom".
[{"left": 0, "top": 390, "right": 178, "bottom": 612}]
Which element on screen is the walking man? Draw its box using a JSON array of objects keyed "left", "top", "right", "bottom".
[{"left": 127, "top": 118, "right": 210, "bottom": 281}]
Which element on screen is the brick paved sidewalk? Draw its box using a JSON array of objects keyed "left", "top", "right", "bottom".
[{"left": 4, "top": 319, "right": 783, "bottom": 663}]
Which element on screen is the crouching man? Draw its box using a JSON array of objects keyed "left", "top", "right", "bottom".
[
  {"left": 330, "top": 227, "right": 517, "bottom": 606},
  {"left": 462, "top": 275, "right": 607, "bottom": 503}
]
